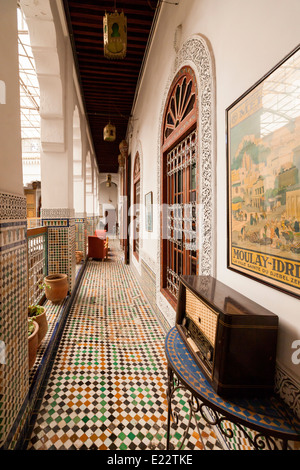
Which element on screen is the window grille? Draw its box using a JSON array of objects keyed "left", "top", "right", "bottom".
[
  {"left": 166, "top": 129, "right": 198, "bottom": 298},
  {"left": 133, "top": 153, "right": 140, "bottom": 259}
]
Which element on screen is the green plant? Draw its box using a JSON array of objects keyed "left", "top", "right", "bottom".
[
  {"left": 28, "top": 318, "right": 35, "bottom": 337},
  {"left": 28, "top": 305, "right": 45, "bottom": 318},
  {"left": 39, "top": 282, "right": 51, "bottom": 291}
]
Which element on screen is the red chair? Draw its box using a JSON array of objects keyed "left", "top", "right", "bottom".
[
  {"left": 87, "top": 236, "right": 108, "bottom": 260},
  {"left": 94, "top": 230, "right": 109, "bottom": 256},
  {"left": 94, "top": 229, "right": 107, "bottom": 239}
]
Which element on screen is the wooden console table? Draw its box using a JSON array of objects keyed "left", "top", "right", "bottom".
[{"left": 165, "top": 327, "right": 300, "bottom": 450}]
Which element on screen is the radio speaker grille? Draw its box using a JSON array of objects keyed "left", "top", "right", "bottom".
[{"left": 185, "top": 290, "right": 218, "bottom": 346}]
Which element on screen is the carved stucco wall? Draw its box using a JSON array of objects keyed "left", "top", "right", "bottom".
[
  {"left": 155, "top": 34, "right": 216, "bottom": 325},
  {"left": 130, "top": 139, "right": 144, "bottom": 276}
]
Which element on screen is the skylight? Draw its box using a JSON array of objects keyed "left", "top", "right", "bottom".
[{"left": 18, "top": 8, "right": 40, "bottom": 144}]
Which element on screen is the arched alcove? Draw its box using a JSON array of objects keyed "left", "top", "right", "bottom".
[
  {"left": 99, "top": 180, "right": 118, "bottom": 235},
  {"left": 156, "top": 35, "right": 216, "bottom": 323},
  {"left": 132, "top": 152, "right": 141, "bottom": 259}
]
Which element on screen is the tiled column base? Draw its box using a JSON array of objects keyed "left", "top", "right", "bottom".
[
  {"left": 0, "top": 192, "right": 28, "bottom": 447},
  {"left": 86, "top": 216, "right": 94, "bottom": 237},
  {"left": 41, "top": 209, "right": 76, "bottom": 291},
  {"left": 75, "top": 215, "right": 87, "bottom": 259}
]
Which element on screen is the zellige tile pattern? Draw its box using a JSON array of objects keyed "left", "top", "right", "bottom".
[
  {"left": 0, "top": 192, "right": 28, "bottom": 447},
  {"left": 26, "top": 241, "right": 224, "bottom": 450}
]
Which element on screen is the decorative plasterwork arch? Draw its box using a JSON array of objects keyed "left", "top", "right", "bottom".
[
  {"left": 156, "top": 34, "right": 216, "bottom": 323},
  {"left": 99, "top": 173, "right": 119, "bottom": 187},
  {"left": 133, "top": 152, "right": 141, "bottom": 179},
  {"left": 20, "top": 0, "right": 64, "bottom": 152},
  {"left": 131, "top": 139, "right": 144, "bottom": 263}
]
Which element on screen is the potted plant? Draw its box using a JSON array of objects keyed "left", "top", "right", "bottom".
[
  {"left": 75, "top": 250, "right": 83, "bottom": 264},
  {"left": 28, "top": 305, "right": 48, "bottom": 347},
  {"left": 28, "top": 318, "right": 39, "bottom": 369},
  {"left": 43, "top": 273, "right": 69, "bottom": 303}
]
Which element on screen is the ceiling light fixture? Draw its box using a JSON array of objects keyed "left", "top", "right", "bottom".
[
  {"left": 103, "top": 5, "right": 127, "bottom": 60},
  {"left": 106, "top": 174, "right": 112, "bottom": 187},
  {"left": 103, "top": 121, "right": 116, "bottom": 142}
]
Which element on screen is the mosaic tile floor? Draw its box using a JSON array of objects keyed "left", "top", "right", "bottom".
[
  {"left": 25, "top": 241, "right": 225, "bottom": 451},
  {"left": 29, "top": 264, "right": 84, "bottom": 386}
]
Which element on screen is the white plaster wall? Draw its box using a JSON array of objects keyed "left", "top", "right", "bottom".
[
  {"left": 24, "top": 0, "right": 96, "bottom": 213},
  {"left": 131, "top": 0, "right": 300, "bottom": 381},
  {"left": 0, "top": 0, "right": 23, "bottom": 196},
  {"left": 99, "top": 181, "right": 118, "bottom": 229}
]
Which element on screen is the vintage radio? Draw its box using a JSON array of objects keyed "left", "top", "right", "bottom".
[{"left": 176, "top": 275, "right": 278, "bottom": 397}]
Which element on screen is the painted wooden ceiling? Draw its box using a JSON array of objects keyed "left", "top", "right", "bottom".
[{"left": 62, "top": 0, "right": 160, "bottom": 174}]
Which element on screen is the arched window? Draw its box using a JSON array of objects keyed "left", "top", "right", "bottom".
[
  {"left": 133, "top": 152, "right": 140, "bottom": 260},
  {"left": 161, "top": 67, "right": 198, "bottom": 302}
]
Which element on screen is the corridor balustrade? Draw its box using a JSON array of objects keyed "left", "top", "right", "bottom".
[
  {"left": 27, "top": 226, "right": 48, "bottom": 306},
  {"left": 27, "top": 217, "right": 42, "bottom": 229},
  {"left": 26, "top": 222, "right": 86, "bottom": 389}
]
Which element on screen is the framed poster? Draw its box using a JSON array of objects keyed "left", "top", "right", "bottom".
[
  {"left": 227, "top": 45, "right": 300, "bottom": 299},
  {"left": 145, "top": 191, "right": 153, "bottom": 232}
]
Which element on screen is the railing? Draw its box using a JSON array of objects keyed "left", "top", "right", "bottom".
[
  {"left": 27, "top": 226, "right": 48, "bottom": 306},
  {"left": 27, "top": 217, "right": 42, "bottom": 229}
]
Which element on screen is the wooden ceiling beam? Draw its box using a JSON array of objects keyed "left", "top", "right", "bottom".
[
  {"left": 86, "top": 99, "right": 133, "bottom": 106},
  {"left": 74, "top": 37, "right": 147, "bottom": 49},
  {"left": 85, "top": 95, "right": 134, "bottom": 100},
  {"left": 73, "top": 29, "right": 150, "bottom": 41},
  {"left": 80, "top": 70, "right": 140, "bottom": 79},
  {"left": 74, "top": 43, "right": 145, "bottom": 54},
  {"left": 85, "top": 92, "right": 133, "bottom": 98},
  {"left": 63, "top": 0, "right": 158, "bottom": 173},
  {"left": 68, "top": 0, "right": 156, "bottom": 9},
  {"left": 74, "top": 57, "right": 142, "bottom": 66},
  {"left": 81, "top": 73, "right": 136, "bottom": 82},
  {"left": 68, "top": 4, "right": 156, "bottom": 17},
  {"left": 71, "top": 18, "right": 153, "bottom": 29}
]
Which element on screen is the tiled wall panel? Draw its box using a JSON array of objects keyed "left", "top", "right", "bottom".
[
  {"left": 41, "top": 209, "right": 76, "bottom": 291},
  {"left": 75, "top": 217, "right": 86, "bottom": 258},
  {"left": 86, "top": 216, "right": 94, "bottom": 237},
  {"left": 0, "top": 192, "right": 28, "bottom": 447},
  {"left": 131, "top": 256, "right": 171, "bottom": 334}
]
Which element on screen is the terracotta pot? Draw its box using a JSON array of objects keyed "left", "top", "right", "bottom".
[
  {"left": 28, "top": 320, "right": 39, "bottom": 369},
  {"left": 44, "top": 273, "right": 69, "bottom": 303},
  {"left": 33, "top": 308, "right": 48, "bottom": 346}
]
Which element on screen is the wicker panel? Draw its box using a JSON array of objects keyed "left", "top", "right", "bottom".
[{"left": 185, "top": 289, "right": 218, "bottom": 346}]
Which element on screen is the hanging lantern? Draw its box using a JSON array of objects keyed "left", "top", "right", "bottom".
[
  {"left": 119, "top": 139, "right": 128, "bottom": 156},
  {"left": 103, "top": 10, "right": 127, "bottom": 60},
  {"left": 103, "top": 122, "right": 116, "bottom": 142},
  {"left": 118, "top": 153, "right": 125, "bottom": 168},
  {"left": 106, "top": 174, "right": 112, "bottom": 187}
]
